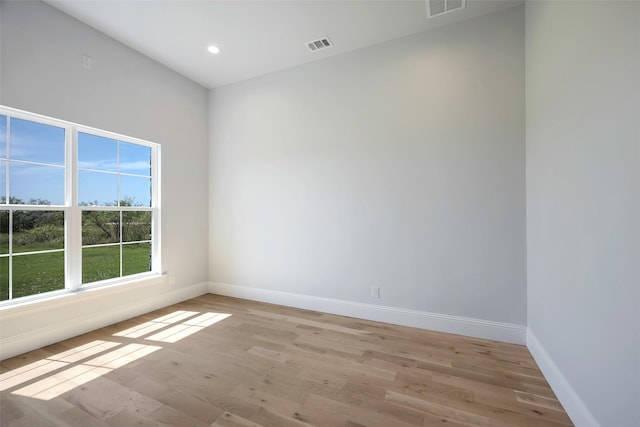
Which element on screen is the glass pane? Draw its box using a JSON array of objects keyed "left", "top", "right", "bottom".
[
  {"left": 0, "top": 257, "right": 8, "bottom": 301},
  {"left": 123, "top": 211, "right": 151, "bottom": 242},
  {"left": 82, "top": 211, "right": 120, "bottom": 245},
  {"left": 83, "top": 245, "right": 120, "bottom": 284},
  {"left": 0, "top": 211, "right": 7, "bottom": 254},
  {"left": 10, "top": 162, "right": 65, "bottom": 205},
  {"left": 0, "top": 161, "right": 5, "bottom": 204},
  {"left": 12, "top": 211, "right": 64, "bottom": 253},
  {"left": 78, "top": 132, "right": 117, "bottom": 172},
  {"left": 120, "top": 175, "right": 151, "bottom": 207},
  {"left": 13, "top": 252, "right": 65, "bottom": 298},
  {"left": 79, "top": 170, "right": 117, "bottom": 206},
  {"left": 120, "top": 142, "right": 151, "bottom": 176},
  {"left": 430, "top": 0, "right": 445, "bottom": 15},
  {"left": 448, "top": 0, "right": 463, "bottom": 10},
  {"left": 0, "top": 114, "right": 6, "bottom": 159},
  {"left": 123, "top": 242, "right": 151, "bottom": 276},
  {"left": 10, "top": 117, "right": 65, "bottom": 166}
]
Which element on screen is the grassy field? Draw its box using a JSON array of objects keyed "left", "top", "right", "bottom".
[
  {"left": 0, "top": 243, "right": 151, "bottom": 301},
  {"left": 11, "top": 251, "right": 65, "bottom": 299},
  {"left": 82, "top": 243, "right": 151, "bottom": 283}
]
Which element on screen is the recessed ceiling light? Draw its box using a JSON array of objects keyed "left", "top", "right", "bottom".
[{"left": 207, "top": 45, "right": 220, "bottom": 54}]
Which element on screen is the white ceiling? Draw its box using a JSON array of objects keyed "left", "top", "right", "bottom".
[{"left": 46, "top": 0, "right": 522, "bottom": 89}]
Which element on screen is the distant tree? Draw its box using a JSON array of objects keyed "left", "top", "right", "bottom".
[
  {"left": 8, "top": 197, "right": 24, "bottom": 204},
  {"left": 81, "top": 197, "right": 150, "bottom": 244},
  {"left": 0, "top": 211, "right": 7, "bottom": 234},
  {"left": 27, "top": 198, "right": 51, "bottom": 206},
  {"left": 3, "top": 196, "right": 147, "bottom": 244},
  {"left": 82, "top": 210, "right": 119, "bottom": 244},
  {"left": 122, "top": 211, "right": 151, "bottom": 242}
]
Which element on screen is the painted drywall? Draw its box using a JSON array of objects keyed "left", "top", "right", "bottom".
[
  {"left": 526, "top": 1, "right": 640, "bottom": 425},
  {"left": 0, "top": 0, "right": 209, "bottom": 358},
  {"left": 209, "top": 6, "right": 526, "bottom": 327}
]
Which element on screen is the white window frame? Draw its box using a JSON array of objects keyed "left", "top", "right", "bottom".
[{"left": 0, "top": 105, "right": 161, "bottom": 306}]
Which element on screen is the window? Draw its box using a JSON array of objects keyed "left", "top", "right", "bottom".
[
  {"left": 78, "top": 132, "right": 154, "bottom": 284},
  {"left": 0, "top": 106, "right": 160, "bottom": 305}
]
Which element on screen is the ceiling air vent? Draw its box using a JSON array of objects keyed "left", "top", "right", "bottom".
[
  {"left": 426, "top": 0, "right": 466, "bottom": 19},
  {"left": 306, "top": 37, "right": 333, "bottom": 52}
]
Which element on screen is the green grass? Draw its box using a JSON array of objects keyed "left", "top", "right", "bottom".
[
  {"left": 122, "top": 243, "right": 152, "bottom": 276},
  {"left": 82, "top": 243, "right": 151, "bottom": 284},
  {"left": 9, "top": 251, "right": 65, "bottom": 300},
  {"left": 0, "top": 244, "right": 151, "bottom": 301},
  {"left": 0, "top": 257, "right": 9, "bottom": 301},
  {"left": 82, "top": 246, "right": 121, "bottom": 283},
  {"left": 0, "top": 236, "right": 7, "bottom": 255}
]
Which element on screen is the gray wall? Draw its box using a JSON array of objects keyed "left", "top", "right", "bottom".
[
  {"left": 526, "top": 1, "right": 640, "bottom": 425},
  {"left": 0, "top": 0, "right": 209, "bottom": 357},
  {"left": 210, "top": 6, "right": 526, "bottom": 325}
]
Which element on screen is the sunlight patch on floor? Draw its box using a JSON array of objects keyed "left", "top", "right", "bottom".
[
  {"left": 12, "top": 364, "right": 111, "bottom": 400},
  {"left": 11, "top": 343, "right": 161, "bottom": 400},
  {"left": 113, "top": 310, "right": 200, "bottom": 338},
  {"left": 146, "top": 312, "right": 232, "bottom": 343},
  {"left": 0, "top": 359, "right": 68, "bottom": 391},
  {"left": 0, "top": 340, "right": 118, "bottom": 391},
  {"left": 49, "top": 340, "right": 121, "bottom": 364},
  {"left": 2, "top": 310, "right": 232, "bottom": 401},
  {"left": 84, "top": 343, "right": 162, "bottom": 370}
]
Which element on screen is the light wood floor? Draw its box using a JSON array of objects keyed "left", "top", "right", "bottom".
[{"left": 0, "top": 295, "right": 572, "bottom": 426}]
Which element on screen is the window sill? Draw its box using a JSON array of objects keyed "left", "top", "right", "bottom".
[{"left": 0, "top": 274, "right": 167, "bottom": 317}]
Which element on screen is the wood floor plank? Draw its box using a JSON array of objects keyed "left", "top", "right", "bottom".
[
  {"left": 211, "top": 411, "right": 265, "bottom": 427},
  {"left": 0, "top": 295, "right": 573, "bottom": 426}
]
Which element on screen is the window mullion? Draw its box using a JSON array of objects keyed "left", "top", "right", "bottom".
[
  {"left": 119, "top": 210, "right": 123, "bottom": 278},
  {"left": 67, "top": 127, "right": 82, "bottom": 291},
  {"left": 5, "top": 116, "right": 10, "bottom": 204},
  {"left": 152, "top": 145, "right": 161, "bottom": 275},
  {"left": 8, "top": 210, "right": 13, "bottom": 300}
]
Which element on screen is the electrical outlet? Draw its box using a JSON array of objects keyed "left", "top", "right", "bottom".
[{"left": 371, "top": 287, "right": 380, "bottom": 298}]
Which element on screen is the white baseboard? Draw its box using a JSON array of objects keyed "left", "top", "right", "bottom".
[
  {"left": 526, "top": 328, "right": 600, "bottom": 427},
  {"left": 208, "top": 282, "right": 526, "bottom": 344},
  {"left": 0, "top": 280, "right": 209, "bottom": 360}
]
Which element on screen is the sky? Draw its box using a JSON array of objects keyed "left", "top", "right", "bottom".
[{"left": 0, "top": 115, "right": 152, "bottom": 207}]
